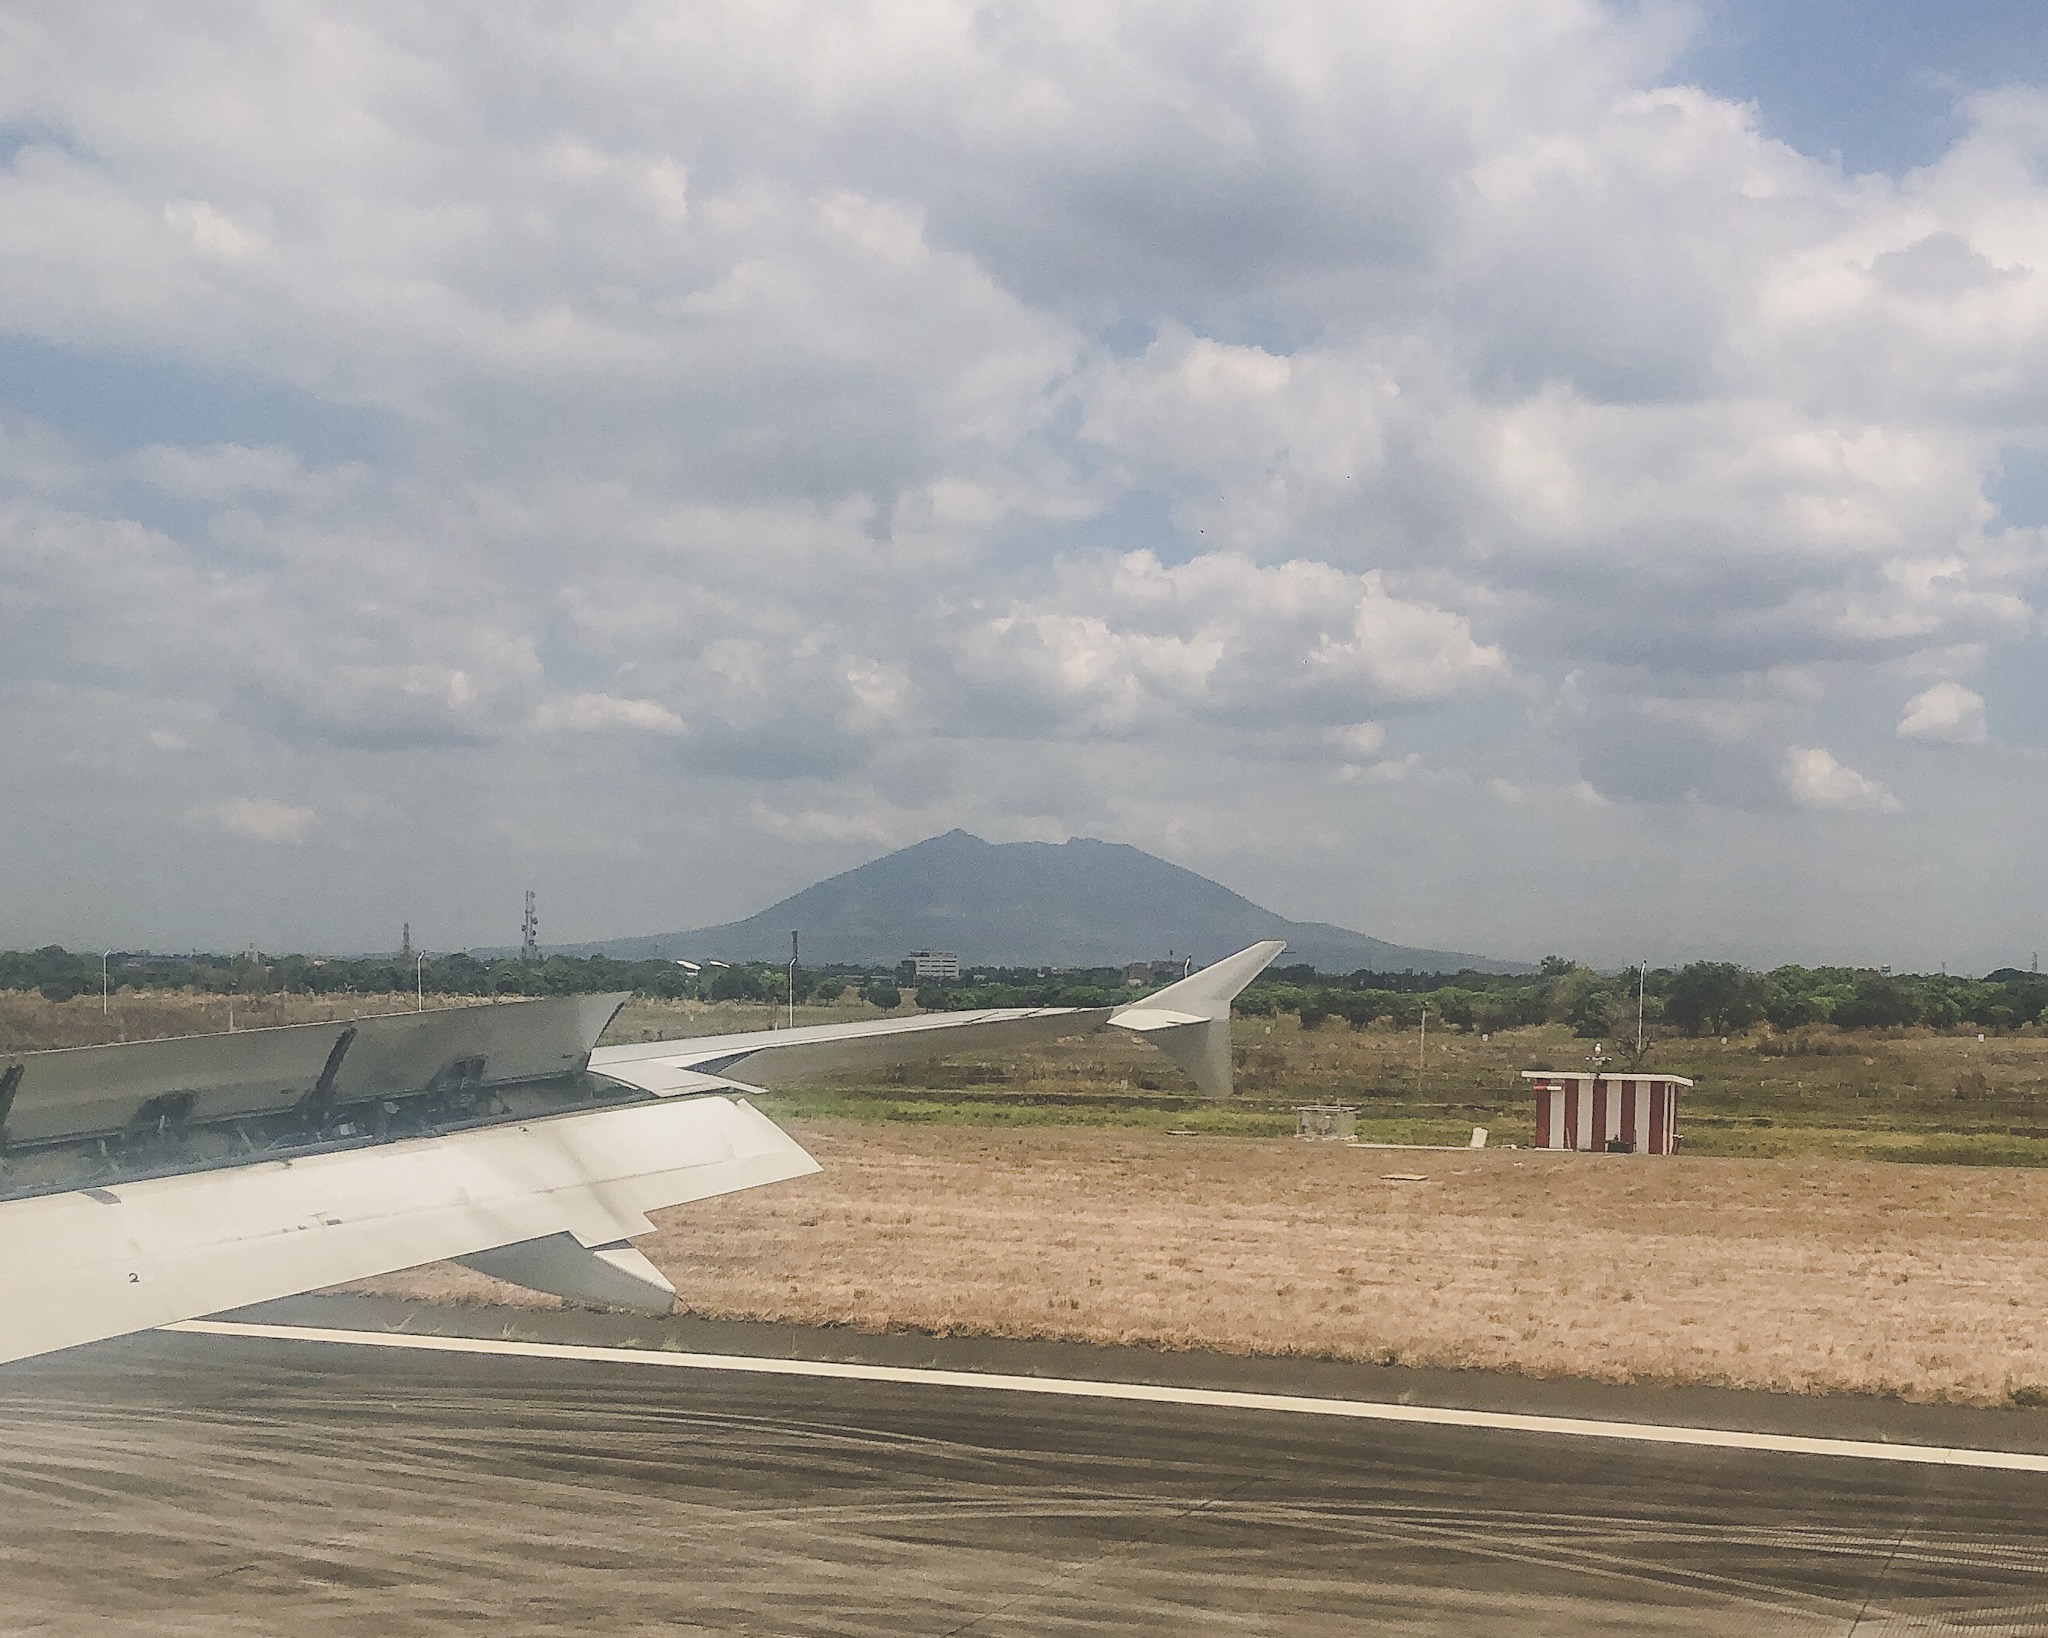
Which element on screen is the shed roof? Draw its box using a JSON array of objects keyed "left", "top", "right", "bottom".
[{"left": 1520, "top": 1069, "right": 1693, "bottom": 1087}]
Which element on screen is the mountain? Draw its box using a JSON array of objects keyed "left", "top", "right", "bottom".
[{"left": 551, "top": 830, "right": 1528, "bottom": 974}]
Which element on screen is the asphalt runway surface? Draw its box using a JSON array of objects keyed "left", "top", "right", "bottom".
[{"left": 4, "top": 1314, "right": 2048, "bottom": 1635}]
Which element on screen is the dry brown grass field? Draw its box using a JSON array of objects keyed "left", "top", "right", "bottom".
[{"left": 360, "top": 1122, "right": 2048, "bottom": 1406}]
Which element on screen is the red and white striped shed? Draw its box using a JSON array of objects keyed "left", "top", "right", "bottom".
[{"left": 1520, "top": 1071, "right": 1692, "bottom": 1155}]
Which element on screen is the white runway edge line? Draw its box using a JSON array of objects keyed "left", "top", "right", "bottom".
[{"left": 164, "top": 1319, "right": 2048, "bottom": 1474}]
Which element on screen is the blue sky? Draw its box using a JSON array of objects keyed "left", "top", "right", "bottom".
[
  {"left": 2, "top": 1, "right": 2047, "bottom": 971},
  {"left": 1686, "top": 0, "right": 2048, "bottom": 173}
]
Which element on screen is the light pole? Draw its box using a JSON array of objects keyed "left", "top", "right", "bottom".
[
  {"left": 417, "top": 952, "right": 425, "bottom": 1013},
  {"left": 101, "top": 951, "right": 110, "bottom": 1017},
  {"left": 1636, "top": 961, "right": 1646, "bottom": 1065},
  {"left": 788, "top": 931, "right": 799, "bottom": 1030}
]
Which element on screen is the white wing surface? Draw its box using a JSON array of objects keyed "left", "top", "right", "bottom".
[
  {"left": 0, "top": 1096, "right": 814, "bottom": 1366},
  {"left": 1106, "top": 939, "right": 1287, "bottom": 1098},
  {"left": 589, "top": 1006, "right": 1112, "bottom": 1095}
]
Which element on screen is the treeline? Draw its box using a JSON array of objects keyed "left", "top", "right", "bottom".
[
  {"left": 0, "top": 947, "right": 904, "bottom": 1007},
  {"left": 1229, "top": 957, "right": 2048, "bottom": 1038},
  {"left": 907, "top": 972, "right": 1164, "bottom": 1011},
  {"left": 0, "top": 945, "right": 1150, "bottom": 1013},
  {"left": 8, "top": 946, "right": 2046, "bottom": 1037}
]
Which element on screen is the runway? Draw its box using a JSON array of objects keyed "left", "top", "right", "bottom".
[{"left": 4, "top": 1310, "right": 2048, "bottom": 1634}]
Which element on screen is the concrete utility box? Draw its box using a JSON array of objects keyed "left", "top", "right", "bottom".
[
  {"left": 1295, "top": 1104, "right": 1357, "bottom": 1141},
  {"left": 1521, "top": 1071, "right": 1691, "bottom": 1154}
]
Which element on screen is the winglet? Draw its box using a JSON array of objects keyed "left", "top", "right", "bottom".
[{"left": 1108, "top": 940, "right": 1286, "bottom": 1098}]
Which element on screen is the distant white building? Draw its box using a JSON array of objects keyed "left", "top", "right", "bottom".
[{"left": 907, "top": 949, "right": 960, "bottom": 980}]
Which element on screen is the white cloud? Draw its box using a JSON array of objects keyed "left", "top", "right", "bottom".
[
  {"left": 162, "top": 199, "right": 263, "bottom": 262},
  {"left": 1781, "top": 748, "right": 1901, "bottom": 814},
  {"left": 128, "top": 442, "right": 358, "bottom": 504},
  {"left": 1326, "top": 722, "right": 1386, "bottom": 756},
  {"left": 532, "top": 693, "right": 687, "bottom": 736},
  {"left": 0, "top": 1, "right": 2046, "bottom": 962},
  {"left": 745, "top": 799, "right": 894, "bottom": 844},
  {"left": 1897, "top": 681, "right": 1989, "bottom": 745},
  {"left": 192, "top": 798, "right": 316, "bottom": 844},
  {"left": 956, "top": 551, "right": 1508, "bottom": 735}
]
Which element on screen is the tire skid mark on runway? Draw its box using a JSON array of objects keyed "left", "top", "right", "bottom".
[
  {"left": 1200, "top": 1502, "right": 1936, "bottom": 1618},
  {"left": 1314, "top": 1508, "right": 1853, "bottom": 1621},
  {"left": 934, "top": 1464, "right": 1270, "bottom": 1638},
  {"left": 166, "top": 1318, "right": 2048, "bottom": 1474}
]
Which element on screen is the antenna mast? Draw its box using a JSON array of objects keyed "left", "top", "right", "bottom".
[{"left": 521, "top": 890, "right": 539, "bottom": 962}]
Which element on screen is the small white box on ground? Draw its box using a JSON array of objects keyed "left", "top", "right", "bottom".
[{"left": 1294, "top": 1104, "right": 1356, "bottom": 1141}]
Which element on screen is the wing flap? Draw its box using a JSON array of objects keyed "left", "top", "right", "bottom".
[
  {"left": 0, "top": 992, "right": 628, "bottom": 1148},
  {"left": 1101, "top": 1008, "right": 1206, "bottom": 1031},
  {"left": 454, "top": 1231, "right": 678, "bottom": 1316}
]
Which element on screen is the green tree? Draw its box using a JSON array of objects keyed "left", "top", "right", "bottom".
[
  {"left": 861, "top": 980, "right": 902, "bottom": 1010},
  {"left": 1434, "top": 988, "right": 1477, "bottom": 1030},
  {"left": 1763, "top": 969, "right": 1827, "bottom": 1029},
  {"left": 708, "top": 965, "right": 774, "bottom": 1003},
  {"left": 1665, "top": 962, "right": 1768, "bottom": 1036},
  {"left": 1834, "top": 973, "right": 1920, "bottom": 1029},
  {"left": 1568, "top": 987, "right": 1615, "bottom": 1039}
]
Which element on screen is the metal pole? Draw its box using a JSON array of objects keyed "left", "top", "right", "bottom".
[
  {"left": 1636, "top": 962, "right": 1646, "bottom": 1062},
  {"left": 417, "top": 952, "right": 424, "bottom": 1013},
  {"left": 788, "top": 931, "right": 799, "bottom": 1029},
  {"left": 1417, "top": 1004, "right": 1427, "bottom": 1098},
  {"left": 101, "top": 951, "right": 109, "bottom": 1016}
]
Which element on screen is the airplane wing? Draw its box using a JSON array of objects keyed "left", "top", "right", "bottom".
[
  {"left": 0, "top": 1096, "right": 815, "bottom": 1365},
  {"left": 0, "top": 941, "right": 1283, "bottom": 1365},
  {"left": 588, "top": 1005, "right": 1114, "bottom": 1094}
]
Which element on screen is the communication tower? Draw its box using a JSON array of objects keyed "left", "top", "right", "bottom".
[{"left": 521, "top": 891, "right": 539, "bottom": 962}]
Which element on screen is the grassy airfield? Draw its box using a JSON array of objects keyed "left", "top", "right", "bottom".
[
  {"left": 10, "top": 988, "right": 2048, "bottom": 1165},
  {"left": 617, "top": 995, "right": 2048, "bottom": 1166}
]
